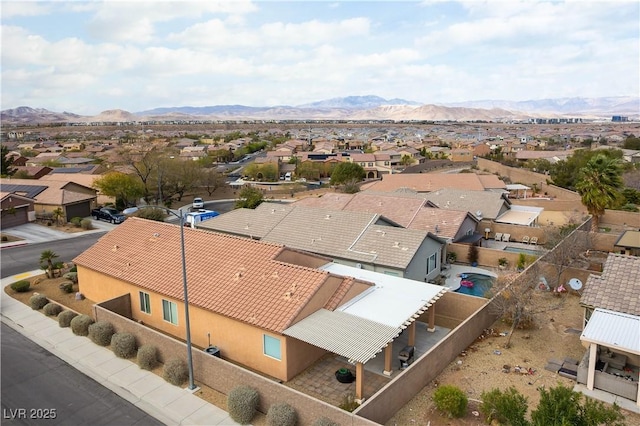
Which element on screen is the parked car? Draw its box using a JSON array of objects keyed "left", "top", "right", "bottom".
[
  {"left": 192, "top": 197, "right": 204, "bottom": 209},
  {"left": 91, "top": 207, "right": 126, "bottom": 224}
]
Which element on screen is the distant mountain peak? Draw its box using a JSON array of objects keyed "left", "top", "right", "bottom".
[{"left": 297, "top": 95, "right": 422, "bottom": 109}]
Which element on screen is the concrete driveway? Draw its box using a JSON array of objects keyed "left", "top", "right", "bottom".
[{"left": 2, "top": 219, "right": 117, "bottom": 244}]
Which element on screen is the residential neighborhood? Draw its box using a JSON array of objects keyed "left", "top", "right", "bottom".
[{"left": 1, "top": 120, "right": 640, "bottom": 425}]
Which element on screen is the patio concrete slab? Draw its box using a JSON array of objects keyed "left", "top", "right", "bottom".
[{"left": 573, "top": 384, "right": 640, "bottom": 414}]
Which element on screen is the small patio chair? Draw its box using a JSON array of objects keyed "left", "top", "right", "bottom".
[
  {"left": 530, "top": 236, "right": 538, "bottom": 245},
  {"left": 502, "top": 233, "right": 511, "bottom": 242},
  {"left": 522, "top": 236, "right": 530, "bottom": 244},
  {"left": 494, "top": 232, "right": 503, "bottom": 241}
]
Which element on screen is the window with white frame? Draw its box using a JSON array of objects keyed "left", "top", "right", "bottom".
[
  {"left": 139, "top": 291, "right": 151, "bottom": 314},
  {"left": 427, "top": 252, "right": 437, "bottom": 274},
  {"left": 263, "top": 334, "right": 281, "bottom": 360},
  {"left": 162, "top": 299, "right": 178, "bottom": 325}
]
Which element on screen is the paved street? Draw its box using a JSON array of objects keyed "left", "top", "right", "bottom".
[{"left": 0, "top": 323, "right": 164, "bottom": 426}]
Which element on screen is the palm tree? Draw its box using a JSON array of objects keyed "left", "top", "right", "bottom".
[
  {"left": 40, "top": 250, "right": 59, "bottom": 278},
  {"left": 575, "top": 154, "right": 623, "bottom": 232},
  {"left": 51, "top": 207, "right": 65, "bottom": 226}
]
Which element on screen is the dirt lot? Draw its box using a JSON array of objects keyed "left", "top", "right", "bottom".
[{"left": 385, "top": 288, "right": 640, "bottom": 426}]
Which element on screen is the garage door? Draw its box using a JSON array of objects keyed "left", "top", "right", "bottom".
[
  {"left": 1, "top": 206, "right": 29, "bottom": 229},
  {"left": 65, "top": 201, "right": 91, "bottom": 221}
]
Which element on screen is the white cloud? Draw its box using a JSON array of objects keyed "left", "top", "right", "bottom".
[
  {"left": 169, "top": 17, "right": 371, "bottom": 49},
  {"left": 0, "top": 2, "right": 52, "bottom": 18},
  {"left": 86, "top": 0, "right": 259, "bottom": 43}
]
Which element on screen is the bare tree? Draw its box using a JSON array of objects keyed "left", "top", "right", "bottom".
[
  {"left": 489, "top": 264, "right": 567, "bottom": 348},
  {"left": 541, "top": 226, "right": 592, "bottom": 289}
]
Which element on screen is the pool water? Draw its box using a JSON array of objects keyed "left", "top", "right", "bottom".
[
  {"left": 455, "top": 273, "right": 495, "bottom": 298},
  {"left": 503, "top": 246, "right": 542, "bottom": 257}
]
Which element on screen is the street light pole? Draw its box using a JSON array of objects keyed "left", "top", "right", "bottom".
[{"left": 179, "top": 209, "right": 196, "bottom": 390}]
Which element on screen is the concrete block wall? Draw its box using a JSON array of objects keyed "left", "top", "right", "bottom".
[{"left": 93, "top": 305, "right": 377, "bottom": 426}]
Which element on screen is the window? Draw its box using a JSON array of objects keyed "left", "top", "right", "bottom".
[
  {"left": 162, "top": 299, "right": 178, "bottom": 325},
  {"left": 383, "top": 270, "right": 400, "bottom": 276},
  {"left": 139, "top": 291, "right": 151, "bottom": 314},
  {"left": 427, "top": 253, "right": 437, "bottom": 274},
  {"left": 263, "top": 335, "right": 281, "bottom": 360}
]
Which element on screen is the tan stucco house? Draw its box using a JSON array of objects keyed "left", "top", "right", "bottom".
[{"left": 73, "top": 217, "right": 447, "bottom": 401}]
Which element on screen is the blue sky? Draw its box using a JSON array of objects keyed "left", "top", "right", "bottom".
[{"left": 2, "top": 0, "right": 638, "bottom": 115}]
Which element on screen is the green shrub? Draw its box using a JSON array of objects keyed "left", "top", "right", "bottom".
[
  {"left": 133, "top": 208, "right": 167, "bottom": 222},
  {"left": 163, "top": 358, "right": 188, "bottom": 386},
  {"left": 266, "top": 403, "right": 297, "bottom": 426},
  {"left": 433, "top": 385, "right": 468, "bottom": 418},
  {"left": 70, "top": 217, "right": 83, "bottom": 227},
  {"left": 228, "top": 386, "right": 260, "bottom": 424},
  {"left": 10, "top": 280, "right": 30, "bottom": 293},
  {"left": 338, "top": 393, "right": 360, "bottom": 412},
  {"left": 88, "top": 321, "right": 115, "bottom": 346},
  {"left": 136, "top": 344, "right": 158, "bottom": 370},
  {"left": 59, "top": 281, "right": 74, "bottom": 293},
  {"left": 43, "top": 303, "right": 63, "bottom": 317},
  {"left": 29, "top": 294, "right": 48, "bottom": 310},
  {"left": 58, "top": 310, "right": 78, "bottom": 327},
  {"left": 312, "top": 417, "right": 339, "bottom": 426},
  {"left": 480, "top": 387, "right": 528, "bottom": 426},
  {"left": 111, "top": 332, "right": 137, "bottom": 358},
  {"left": 63, "top": 272, "right": 78, "bottom": 283},
  {"left": 531, "top": 383, "right": 625, "bottom": 426},
  {"left": 70, "top": 265, "right": 77, "bottom": 272},
  {"left": 80, "top": 218, "right": 93, "bottom": 230},
  {"left": 70, "top": 314, "right": 94, "bottom": 336}
]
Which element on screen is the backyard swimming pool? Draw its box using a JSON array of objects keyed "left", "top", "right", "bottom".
[
  {"left": 455, "top": 273, "right": 495, "bottom": 298},
  {"left": 503, "top": 246, "right": 543, "bottom": 257}
]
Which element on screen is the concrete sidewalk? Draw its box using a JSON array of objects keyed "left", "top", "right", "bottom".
[{"left": 1, "top": 271, "right": 242, "bottom": 426}]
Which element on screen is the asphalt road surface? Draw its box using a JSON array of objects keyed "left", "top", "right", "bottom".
[
  {"left": 0, "top": 233, "right": 105, "bottom": 279},
  {"left": 0, "top": 323, "right": 164, "bottom": 426}
]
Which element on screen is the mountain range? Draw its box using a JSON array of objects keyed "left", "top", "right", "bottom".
[{"left": 1, "top": 95, "right": 638, "bottom": 125}]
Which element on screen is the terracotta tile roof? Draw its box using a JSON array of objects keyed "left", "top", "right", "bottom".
[
  {"left": 74, "top": 217, "right": 353, "bottom": 333},
  {"left": 581, "top": 253, "right": 640, "bottom": 316},
  {"left": 294, "top": 192, "right": 427, "bottom": 228},
  {"left": 364, "top": 173, "right": 486, "bottom": 192}
]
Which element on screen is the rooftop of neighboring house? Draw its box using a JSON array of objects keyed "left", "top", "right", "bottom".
[
  {"left": 73, "top": 217, "right": 362, "bottom": 334},
  {"left": 362, "top": 172, "right": 491, "bottom": 193},
  {"left": 294, "top": 191, "right": 474, "bottom": 240},
  {"left": 40, "top": 173, "right": 102, "bottom": 189},
  {"left": 0, "top": 178, "right": 96, "bottom": 205},
  {"left": 514, "top": 150, "right": 576, "bottom": 160},
  {"left": 198, "top": 202, "right": 433, "bottom": 269},
  {"left": 614, "top": 230, "right": 640, "bottom": 249},
  {"left": 423, "top": 188, "right": 510, "bottom": 220},
  {"left": 407, "top": 208, "right": 477, "bottom": 240},
  {"left": 295, "top": 191, "right": 427, "bottom": 228},
  {"left": 581, "top": 253, "right": 640, "bottom": 316}
]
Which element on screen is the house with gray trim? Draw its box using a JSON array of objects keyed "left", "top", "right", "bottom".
[{"left": 197, "top": 202, "right": 446, "bottom": 282}]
